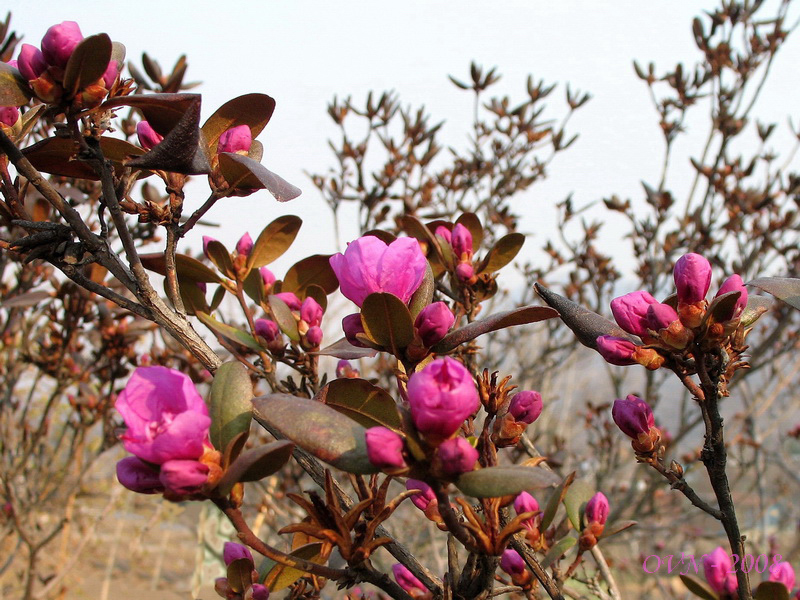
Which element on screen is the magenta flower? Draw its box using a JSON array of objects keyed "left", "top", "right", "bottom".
[
  {"left": 610, "top": 290, "right": 658, "bottom": 337},
  {"left": 451, "top": 223, "right": 473, "bottom": 260},
  {"left": 514, "top": 492, "right": 540, "bottom": 529},
  {"left": 585, "top": 492, "right": 609, "bottom": 526},
  {"left": 455, "top": 262, "right": 475, "bottom": 282},
  {"left": 674, "top": 253, "right": 712, "bottom": 305},
  {"left": 0, "top": 106, "right": 19, "bottom": 128},
  {"left": 41, "top": 21, "right": 83, "bottom": 69},
  {"left": 136, "top": 121, "right": 163, "bottom": 151},
  {"left": 251, "top": 584, "right": 270, "bottom": 600},
  {"left": 342, "top": 313, "right": 367, "bottom": 347},
  {"left": 414, "top": 302, "right": 455, "bottom": 347},
  {"left": 646, "top": 303, "right": 680, "bottom": 331},
  {"left": 236, "top": 232, "right": 253, "bottom": 256},
  {"left": 255, "top": 318, "right": 280, "bottom": 342},
  {"left": 500, "top": 549, "right": 526, "bottom": 577},
  {"left": 329, "top": 236, "right": 427, "bottom": 307},
  {"left": 407, "top": 358, "right": 479, "bottom": 439},
  {"left": 223, "top": 542, "right": 254, "bottom": 566},
  {"left": 17, "top": 44, "right": 47, "bottom": 81},
  {"left": 435, "top": 225, "right": 452, "bottom": 244},
  {"left": 596, "top": 335, "right": 637, "bottom": 366},
  {"left": 508, "top": 390, "right": 543, "bottom": 425},
  {"left": 715, "top": 274, "right": 748, "bottom": 320},
  {"left": 218, "top": 124, "right": 252, "bottom": 154},
  {"left": 703, "top": 547, "right": 738, "bottom": 596},
  {"left": 612, "top": 395, "right": 654, "bottom": 439},
  {"left": 300, "top": 297, "right": 323, "bottom": 328},
  {"left": 365, "top": 427, "right": 407, "bottom": 470},
  {"left": 336, "top": 360, "right": 358, "bottom": 378},
  {"left": 158, "top": 459, "right": 209, "bottom": 495},
  {"left": 392, "top": 564, "right": 426, "bottom": 596},
  {"left": 260, "top": 267, "right": 276, "bottom": 290},
  {"left": 437, "top": 437, "right": 478, "bottom": 476},
  {"left": 770, "top": 562, "right": 796, "bottom": 592},
  {"left": 274, "top": 291, "right": 301, "bottom": 311},
  {"left": 116, "top": 456, "right": 164, "bottom": 494},
  {"left": 201, "top": 235, "right": 217, "bottom": 259},
  {"left": 406, "top": 479, "right": 436, "bottom": 512},
  {"left": 115, "top": 366, "right": 211, "bottom": 465},
  {"left": 101, "top": 60, "right": 118, "bottom": 88},
  {"left": 305, "top": 326, "right": 322, "bottom": 347}
]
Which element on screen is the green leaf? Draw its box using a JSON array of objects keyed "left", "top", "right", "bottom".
[
  {"left": 407, "top": 261, "right": 435, "bottom": 319},
  {"left": 319, "top": 378, "right": 402, "bottom": 431},
  {"left": 455, "top": 212, "right": 483, "bottom": 252},
  {"left": 268, "top": 295, "right": 300, "bottom": 341},
  {"left": 242, "top": 268, "right": 265, "bottom": 304},
  {"left": 246, "top": 215, "right": 303, "bottom": 272},
  {"left": 433, "top": 305, "right": 558, "bottom": 354},
  {"left": 218, "top": 153, "right": 302, "bottom": 202},
  {"left": 455, "top": 466, "right": 561, "bottom": 498},
  {"left": 22, "top": 136, "right": 146, "bottom": 180},
  {"left": 201, "top": 93, "right": 276, "bottom": 154},
  {"left": 62, "top": 33, "right": 112, "bottom": 98},
  {"left": 313, "top": 337, "right": 378, "bottom": 360},
  {"left": 679, "top": 574, "right": 720, "bottom": 600},
  {"left": 535, "top": 283, "right": 635, "bottom": 349},
  {"left": 540, "top": 536, "right": 577, "bottom": 569},
  {"left": 216, "top": 440, "right": 294, "bottom": 496},
  {"left": 563, "top": 479, "right": 595, "bottom": 530},
  {"left": 0, "top": 62, "right": 32, "bottom": 107},
  {"left": 361, "top": 292, "right": 415, "bottom": 353},
  {"left": 205, "top": 240, "right": 234, "bottom": 278},
  {"left": 541, "top": 472, "right": 575, "bottom": 531},
  {"left": 252, "top": 394, "right": 378, "bottom": 474},
  {"left": 478, "top": 233, "right": 525, "bottom": 274},
  {"left": 196, "top": 312, "right": 263, "bottom": 352},
  {"left": 747, "top": 277, "right": 800, "bottom": 311},
  {"left": 754, "top": 581, "right": 790, "bottom": 600},
  {"left": 282, "top": 254, "right": 339, "bottom": 295},
  {"left": 139, "top": 252, "right": 222, "bottom": 283},
  {"left": 209, "top": 285, "right": 226, "bottom": 312},
  {"left": 263, "top": 543, "right": 324, "bottom": 592},
  {"left": 208, "top": 361, "right": 253, "bottom": 454},
  {"left": 740, "top": 295, "right": 773, "bottom": 327}
]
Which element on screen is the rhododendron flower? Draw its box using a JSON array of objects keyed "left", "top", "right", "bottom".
[
  {"left": 674, "top": 253, "right": 712, "bottom": 305},
  {"left": 159, "top": 459, "right": 209, "bottom": 495},
  {"left": 274, "top": 291, "right": 301, "bottom": 311},
  {"left": 407, "top": 358, "right": 479, "bottom": 439},
  {"left": 223, "top": 542, "right": 254, "bottom": 566},
  {"left": 715, "top": 274, "right": 748, "bottom": 321},
  {"left": 500, "top": 549, "right": 525, "bottom": 577},
  {"left": 436, "top": 437, "right": 478, "bottom": 475},
  {"left": 136, "top": 121, "right": 163, "bottom": 150},
  {"left": 703, "top": 547, "right": 738, "bottom": 596},
  {"left": 116, "top": 456, "right": 164, "bottom": 494},
  {"left": 218, "top": 124, "right": 252, "bottom": 154},
  {"left": 610, "top": 290, "right": 658, "bottom": 337},
  {"left": 235, "top": 232, "right": 253, "bottom": 256},
  {"left": 769, "top": 561, "right": 796, "bottom": 591},
  {"left": 612, "top": 395, "right": 654, "bottom": 439},
  {"left": 41, "top": 21, "right": 83, "bottom": 69},
  {"left": 414, "top": 301, "right": 455, "bottom": 347},
  {"left": 365, "top": 427, "right": 407, "bottom": 470},
  {"left": 508, "top": 390, "right": 543, "bottom": 425},
  {"left": 514, "top": 492, "right": 540, "bottom": 530},
  {"left": 405, "top": 479, "right": 436, "bottom": 512},
  {"left": 0, "top": 106, "right": 19, "bottom": 128},
  {"left": 17, "top": 44, "right": 47, "bottom": 81},
  {"left": 392, "top": 563, "right": 427, "bottom": 596},
  {"left": 585, "top": 492, "right": 609, "bottom": 526}
]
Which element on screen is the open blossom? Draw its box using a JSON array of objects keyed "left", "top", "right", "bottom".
[
  {"left": 407, "top": 358, "right": 479, "bottom": 439},
  {"left": 218, "top": 124, "right": 252, "bottom": 154},
  {"left": 610, "top": 291, "right": 658, "bottom": 337},
  {"left": 329, "top": 236, "right": 427, "bottom": 307},
  {"left": 365, "top": 427, "right": 407, "bottom": 470},
  {"left": 703, "top": 547, "right": 738, "bottom": 596},
  {"left": 115, "top": 366, "right": 211, "bottom": 465}
]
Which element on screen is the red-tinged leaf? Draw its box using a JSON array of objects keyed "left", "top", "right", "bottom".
[
  {"left": 455, "top": 466, "right": 561, "bottom": 498},
  {"left": 0, "top": 62, "right": 32, "bottom": 107},
  {"left": 477, "top": 233, "right": 525, "bottom": 274},
  {"left": 360, "top": 292, "right": 415, "bottom": 353},
  {"left": 455, "top": 212, "right": 483, "bottom": 252},
  {"left": 268, "top": 295, "right": 299, "bottom": 341},
  {"left": 282, "top": 254, "right": 339, "bottom": 295},
  {"left": 201, "top": 93, "right": 276, "bottom": 155},
  {"left": 22, "top": 136, "right": 146, "bottom": 180},
  {"left": 535, "top": 283, "right": 635, "bottom": 349},
  {"left": 262, "top": 543, "right": 325, "bottom": 591},
  {"left": 217, "top": 153, "right": 301, "bottom": 202},
  {"left": 679, "top": 574, "right": 720, "bottom": 600},
  {"left": 246, "top": 215, "right": 302, "bottom": 272},
  {"left": 313, "top": 337, "right": 378, "bottom": 360},
  {"left": 747, "top": 277, "right": 800, "bottom": 311},
  {"left": 208, "top": 361, "right": 253, "bottom": 455},
  {"left": 252, "top": 394, "right": 378, "bottom": 474},
  {"left": 540, "top": 536, "right": 576, "bottom": 569},
  {"left": 433, "top": 305, "right": 558, "bottom": 353},
  {"left": 196, "top": 312, "right": 263, "bottom": 353},
  {"left": 318, "top": 378, "right": 402, "bottom": 431},
  {"left": 216, "top": 440, "right": 294, "bottom": 496},
  {"left": 139, "top": 252, "right": 222, "bottom": 283},
  {"left": 62, "top": 34, "right": 112, "bottom": 98}
]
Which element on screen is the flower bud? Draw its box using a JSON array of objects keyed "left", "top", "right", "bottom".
[
  {"left": 218, "top": 124, "right": 252, "bottom": 154},
  {"left": 0, "top": 106, "right": 19, "bottom": 128},
  {"left": 585, "top": 492, "right": 609, "bottom": 526},
  {"left": 674, "top": 253, "right": 712, "bottom": 305},
  {"left": 500, "top": 549, "right": 526, "bottom": 577},
  {"left": 455, "top": 262, "right": 474, "bottom": 282},
  {"left": 414, "top": 302, "right": 455, "bottom": 347},
  {"left": 514, "top": 491, "right": 540, "bottom": 521},
  {"left": 342, "top": 313, "right": 367, "bottom": 347},
  {"left": 596, "top": 336, "right": 664, "bottom": 370},
  {"left": 406, "top": 479, "right": 436, "bottom": 512},
  {"left": 435, "top": 225, "right": 452, "bottom": 244},
  {"left": 770, "top": 562, "right": 795, "bottom": 592},
  {"left": 116, "top": 456, "right": 164, "bottom": 494},
  {"left": 214, "top": 578, "right": 231, "bottom": 597},
  {"left": 508, "top": 391, "right": 543, "bottom": 425},
  {"left": 41, "top": 21, "right": 83, "bottom": 69},
  {"left": 255, "top": 318, "right": 280, "bottom": 341},
  {"left": 17, "top": 44, "right": 47, "bottom": 81},
  {"left": 612, "top": 395, "right": 654, "bottom": 439},
  {"left": 646, "top": 303, "right": 692, "bottom": 349},
  {"left": 101, "top": 60, "right": 118, "bottom": 88},
  {"left": 365, "top": 427, "right": 407, "bottom": 470},
  {"left": 300, "top": 297, "right": 323, "bottom": 328},
  {"left": 259, "top": 267, "right": 276, "bottom": 291},
  {"left": 407, "top": 358, "right": 479, "bottom": 440},
  {"left": 274, "top": 291, "right": 301, "bottom": 311},
  {"left": 202, "top": 235, "right": 217, "bottom": 260},
  {"left": 451, "top": 223, "right": 473, "bottom": 260},
  {"left": 223, "top": 542, "right": 254, "bottom": 566},
  {"left": 136, "top": 121, "right": 163, "bottom": 150},
  {"left": 236, "top": 232, "right": 253, "bottom": 257},
  {"left": 436, "top": 437, "right": 478, "bottom": 476},
  {"left": 703, "top": 547, "right": 738, "bottom": 595},
  {"left": 336, "top": 360, "right": 359, "bottom": 378},
  {"left": 158, "top": 459, "right": 209, "bottom": 495},
  {"left": 610, "top": 291, "right": 658, "bottom": 337},
  {"left": 305, "top": 326, "right": 322, "bottom": 347},
  {"left": 392, "top": 564, "right": 426, "bottom": 596},
  {"left": 715, "top": 274, "right": 748, "bottom": 321},
  {"left": 250, "top": 583, "right": 270, "bottom": 600}
]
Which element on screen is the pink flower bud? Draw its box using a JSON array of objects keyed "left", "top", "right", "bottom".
[
  {"left": 514, "top": 491, "right": 539, "bottom": 518},
  {"left": 158, "top": 459, "right": 209, "bottom": 495},
  {"left": 674, "top": 253, "right": 712, "bottom": 305},
  {"left": 500, "top": 549, "right": 526, "bottom": 577},
  {"left": 437, "top": 437, "right": 478, "bottom": 475},
  {"left": 260, "top": 267, "right": 276, "bottom": 291},
  {"left": 414, "top": 302, "right": 455, "bottom": 347},
  {"left": 451, "top": 223, "right": 473, "bottom": 260},
  {"left": 218, "top": 124, "right": 252, "bottom": 154},
  {"left": 715, "top": 274, "right": 748, "bottom": 320},
  {"left": 770, "top": 562, "right": 796, "bottom": 592},
  {"left": 251, "top": 584, "right": 270, "bottom": 600},
  {"left": 342, "top": 313, "right": 367, "bottom": 347},
  {"left": 255, "top": 318, "right": 280, "bottom": 342},
  {"left": 392, "top": 564, "right": 426, "bottom": 596},
  {"left": 223, "top": 542, "right": 254, "bottom": 566},
  {"left": 274, "top": 291, "right": 301, "bottom": 311},
  {"left": 201, "top": 235, "right": 217, "bottom": 259},
  {"left": 365, "top": 427, "right": 407, "bottom": 470},
  {"left": 0, "top": 106, "right": 19, "bottom": 128},
  {"left": 596, "top": 335, "right": 637, "bottom": 366},
  {"left": 136, "top": 121, "right": 163, "bottom": 150},
  {"left": 236, "top": 232, "right": 253, "bottom": 257},
  {"left": 329, "top": 236, "right": 427, "bottom": 307},
  {"left": 610, "top": 291, "right": 658, "bottom": 337},
  {"left": 612, "top": 395, "right": 654, "bottom": 439},
  {"left": 508, "top": 391, "right": 543, "bottom": 425},
  {"left": 455, "top": 262, "right": 474, "bottom": 282},
  {"left": 703, "top": 547, "right": 738, "bottom": 595},
  {"left": 116, "top": 456, "right": 164, "bottom": 494},
  {"left": 102, "top": 60, "right": 118, "bottom": 88},
  {"left": 336, "top": 360, "right": 359, "bottom": 378},
  {"left": 585, "top": 492, "right": 609, "bottom": 526},
  {"left": 17, "top": 44, "right": 47, "bottom": 81},
  {"left": 406, "top": 479, "right": 436, "bottom": 511},
  {"left": 407, "top": 358, "right": 479, "bottom": 439},
  {"left": 435, "top": 225, "right": 452, "bottom": 244},
  {"left": 305, "top": 326, "right": 323, "bottom": 347},
  {"left": 646, "top": 303, "right": 680, "bottom": 331},
  {"left": 41, "top": 21, "right": 83, "bottom": 69},
  {"left": 300, "top": 297, "right": 323, "bottom": 328}
]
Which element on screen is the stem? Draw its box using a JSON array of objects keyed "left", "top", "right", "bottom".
[
  {"left": 508, "top": 535, "right": 564, "bottom": 600},
  {"left": 644, "top": 454, "right": 723, "bottom": 520},
  {"left": 590, "top": 547, "right": 621, "bottom": 600},
  {"left": 432, "top": 484, "right": 476, "bottom": 551}
]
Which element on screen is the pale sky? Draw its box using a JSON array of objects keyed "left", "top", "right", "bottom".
[{"left": 6, "top": 1, "right": 799, "bottom": 283}]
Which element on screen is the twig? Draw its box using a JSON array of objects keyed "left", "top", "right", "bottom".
[
  {"left": 590, "top": 546, "right": 621, "bottom": 600},
  {"left": 509, "top": 535, "right": 564, "bottom": 600}
]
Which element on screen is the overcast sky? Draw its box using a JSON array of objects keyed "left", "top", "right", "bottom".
[{"left": 6, "top": 1, "right": 799, "bottom": 283}]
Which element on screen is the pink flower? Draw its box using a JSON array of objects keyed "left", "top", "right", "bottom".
[
  {"left": 17, "top": 44, "right": 47, "bottom": 81},
  {"left": 158, "top": 459, "right": 209, "bottom": 495},
  {"left": 223, "top": 542, "right": 254, "bottom": 566},
  {"left": 260, "top": 267, "right": 276, "bottom": 290},
  {"left": 455, "top": 262, "right": 474, "bottom": 282},
  {"left": 437, "top": 437, "right": 478, "bottom": 475},
  {"left": 101, "top": 60, "right": 118, "bottom": 88},
  {"left": 514, "top": 492, "right": 540, "bottom": 529},
  {"left": 596, "top": 335, "right": 638, "bottom": 366},
  {"left": 0, "top": 106, "right": 19, "bottom": 128},
  {"left": 646, "top": 303, "right": 680, "bottom": 331},
  {"left": 508, "top": 391, "right": 543, "bottom": 425},
  {"left": 274, "top": 291, "right": 301, "bottom": 311},
  {"left": 305, "top": 326, "right": 322, "bottom": 347},
  {"left": 612, "top": 395, "right": 654, "bottom": 439},
  {"left": 136, "top": 121, "right": 163, "bottom": 150},
  {"left": 365, "top": 427, "right": 407, "bottom": 470},
  {"left": 610, "top": 291, "right": 658, "bottom": 337},
  {"left": 770, "top": 561, "right": 796, "bottom": 592},
  {"left": 201, "top": 235, "right": 217, "bottom": 259},
  {"left": 300, "top": 297, "right": 323, "bottom": 328},
  {"left": 329, "top": 236, "right": 427, "bottom": 307},
  {"left": 451, "top": 223, "right": 473, "bottom": 260},
  {"left": 414, "top": 302, "right": 455, "bottom": 347},
  {"left": 251, "top": 584, "right": 269, "bottom": 600},
  {"left": 674, "top": 253, "right": 712, "bottom": 305},
  {"left": 406, "top": 479, "right": 436, "bottom": 512},
  {"left": 41, "top": 21, "right": 83, "bottom": 69},
  {"left": 407, "top": 358, "right": 479, "bottom": 439},
  {"left": 342, "top": 313, "right": 367, "bottom": 347},
  {"left": 115, "top": 366, "right": 211, "bottom": 465},
  {"left": 116, "top": 456, "right": 164, "bottom": 494},
  {"left": 585, "top": 492, "right": 609, "bottom": 526},
  {"left": 500, "top": 549, "right": 525, "bottom": 577},
  {"left": 703, "top": 547, "right": 738, "bottom": 595},
  {"left": 218, "top": 124, "right": 252, "bottom": 154},
  {"left": 236, "top": 232, "right": 253, "bottom": 256},
  {"left": 255, "top": 318, "right": 280, "bottom": 342},
  {"left": 715, "top": 274, "right": 748, "bottom": 320},
  {"left": 435, "top": 225, "right": 452, "bottom": 244},
  {"left": 392, "top": 564, "right": 426, "bottom": 596}
]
